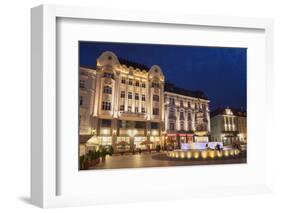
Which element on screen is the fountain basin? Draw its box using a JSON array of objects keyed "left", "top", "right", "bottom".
[{"left": 167, "top": 149, "right": 240, "bottom": 160}]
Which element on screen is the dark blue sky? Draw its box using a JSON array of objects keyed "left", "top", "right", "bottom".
[{"left": 79, "top": 41, "right": 247, "bottom": 111}]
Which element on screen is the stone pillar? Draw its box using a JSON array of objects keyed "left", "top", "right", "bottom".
[
  {"left": 91, "top": 116, "right": 99, "bottom": 135},
  {"left": 129, "top": 136, "right": 134, "bottom": 152},
  {"left": 93, "top": 72, "right": 102, "bottom": 117},
  {"left": 113, "top": 74, "right": 120, "bottom": 118},
  {"left": 146, "top": 121, "right": 151, "bottom": 142},
  {"left": 112, "top": 118, "right": 118, "bottom": 150}
]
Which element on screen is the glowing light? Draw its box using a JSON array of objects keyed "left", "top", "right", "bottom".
[
  {"left": 181, "top": 152, "right": 185, "bottom": 159},
  {"left": 224, "top": 150, "right": 229, "bottom": 157},
  {"left": 127, "top": 129, "right": 138, "bottom": 137},
  {"left": 201, "top": 151, "right": 208, "bottom": 159},
  {"left": 151, "top": 130, "right": 159, "bottom": 136},
  {"left": 230, "top": 150, "right": 235, "bottom": 156},
  {"left": 216, "top": 151, "right": 223, "bottom": 158},
  {"left": 209, "top": 150, "right": 216, "bottom": 159},
  {"left": 234, "top": 149, "right": 240, "bottom": 155},
  {"left": 187, "top": 151, "right": 192, "bottom": 159},
  {"left": 101, "top": 128, "right": 110, "bottom": 135},
  {"left": 193, "top": 152, "right": 199, "bottom": 159}
]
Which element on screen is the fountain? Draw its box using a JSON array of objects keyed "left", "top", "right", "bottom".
[{"left": 166, "top": 142, "right": 240, "bottom": 160}]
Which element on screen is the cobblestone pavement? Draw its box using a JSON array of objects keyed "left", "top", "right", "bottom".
[{"left": 90, "top": 151, "right": 246, "bottom": 170}]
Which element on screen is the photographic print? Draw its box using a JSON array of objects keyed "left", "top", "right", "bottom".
[{"left": 79, "top": 41, "right": 247, "bottom": 170}]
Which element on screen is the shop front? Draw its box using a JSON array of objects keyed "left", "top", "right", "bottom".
[
  {"left": 166, "top": 133, "right": 197, "bottom": 150},
  {"left": 150, "top": 136, "right": 160, "bottom": 149},
  {"left": 186, "top": 134, "right": 194, "bottom": 143},
  {"left": 166, "top": 134, "right": 178, "bottom": 149},
  {"left": 177, "top": 133, "right": 195, "bottom": 148},
  {"left": 134, "top": 136, "right": 147, "bottom": 150},
  {"left": 116, "top": 136, "right": 130, "bottom": 152}
]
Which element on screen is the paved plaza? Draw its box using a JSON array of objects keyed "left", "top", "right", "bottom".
[{"left": 90, "top": 151, "right": 246, "bottom": 170}]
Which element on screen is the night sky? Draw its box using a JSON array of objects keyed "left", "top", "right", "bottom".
[{"left": 79, "top": 41, "right": 247, "bottom": 111}]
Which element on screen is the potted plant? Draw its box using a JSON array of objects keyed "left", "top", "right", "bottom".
[
  {"left": 107, "top": 145, "right": 113, "bottom": 156},
  {"left": 101, "top": 148, "right": 107, "bottom": 162},
  {"left": 79, "top": 155, "right": 85, "bottom": 170},
  {"left": 95, "top": 150, "right": 100, "bottom": 164}
]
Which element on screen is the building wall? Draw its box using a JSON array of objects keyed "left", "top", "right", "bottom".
[
  {"left": 210, "top": 108, "right": 247, "bottom": 143},
  {"left": 79, "top": 67, "right": 96, "bottom": 135},
  {"left": 164, "top": 91, "right": 210, "bottom": 144},
  {"left": 80, "top": 51, "right": 165, "bottom": 150}
]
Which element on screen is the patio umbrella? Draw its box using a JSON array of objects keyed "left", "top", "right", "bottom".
[
  {"left": 140, "top": 141, "right": 153, "bottom": 145},
  {"left": 116, "top": 141, "right": 129, "bottom": 146}
]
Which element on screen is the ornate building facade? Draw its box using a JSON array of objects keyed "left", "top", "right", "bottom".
[
  {"left": 79, "top": 51, "right": 165, "bottom": 152},
  {"left": 79, "top": 51, "right": 212, "bottom": 154},
  {"left": 164, "top": 83, "right": 211, "bottom": 148},
  {"left": 210, "top": 107, "right": 247, "bottom": 144}
]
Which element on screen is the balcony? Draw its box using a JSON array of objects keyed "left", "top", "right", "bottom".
[{"left": 120, "top": 111, "right": 147, "bottom": 119}]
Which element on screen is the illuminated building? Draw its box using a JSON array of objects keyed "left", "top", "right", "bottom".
[
  {"left": 79, "top": 51, "right": 165, "bottom": 153},
  {"left": 164, "top": 83, "right": 211, "bottom": 148},
  {"left": 210, "top": 107, "right": 247, "bottom": 144}
]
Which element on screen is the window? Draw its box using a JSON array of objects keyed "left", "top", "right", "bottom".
[
  {"left": 141, "top": 107, "right": 145, "bottom": 113},
  {"left": 119, "top": 120, "right": 127, "bottom": 128},
  {"left": 128, "top": 106, "right": 132, "bottom": 112},
  {"left": 103, "top": 72, "right": 113, "bottom": 78},
  {"left": 180, "top": 111, "right": 184, "bottom": 120},
  {"left": 169, "top": 98, "right": 175, "bottom": 105},
  {"left": 153, "top": 108, "right": 159, "bottom": 115},
  {"left": 152, "top": 82, "right": 160, "bottom": 88},
  {"left": 141, "top": 95, "right": 145, "bottom": 101},
  {"left": 135, "top": 93, "right": 139, "bottom": 100},
  {"left": 141, "top": 83, "right": 146, "bottom": 88},
  {"left": 100, "top": 119, "right": 111, "bottom": 127},
  {"left": 128, "top": 79, "right": 133, "bottom": 85},
  {"left": 135, "top": 81, "right": 139, "bottom": 86},
  {"left": 80, "top": 96, "right": 83, "bottom": 106},
  {"left": 180, "top": 100, "right": 184, "bottom": 107},
  {"left": 128, "top": 92, "right": 132, "bottom": 99},
  {"left": 121, "top": 78, "right": 126, "bottom": 84},
  {"left": 151, "top": 122, "right": 159, "bottom": 129},
  {"left": 153, "top": 95, "right": 159, "bottom": 102},
  {"left": 102, "top": 102, "right": 111, "bottom": 110},
  {"left": 169, "top": 122, "right": 175, "bottom": 131},
  {"left": 103, "top": 86, "right": 112, "bottom": 94},
  {"left": 188, "top": 101, "right": 191, "bottom": 108},
  {"left": 79, "top": 80, "right": 85, "bottom": 88},
  {"left": 135, "top": 107, "right": 139, "bottom": 113},
  {"left": 135, "top": 121, "right": 146, "bottom": 129},
  {"left": 120, "top": 91, "right": 125, "bottom": 98},
  {"left": 120, "top": 105, "right": 124, "bottom": 111},
  {"left": 188, "top": 112, "right": 192, "bottom": 121},
  {"left": 194, "top": 103, "right": 197, "bottom": 109},
  {"left": 180, "top": 121, "right": 185, "bottom": 130},
  {"left": 202, "top": 104, "right": 205, "bottom": 110}
]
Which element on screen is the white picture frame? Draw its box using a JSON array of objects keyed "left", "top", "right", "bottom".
[{"left": 31, "top": 4, "right": 274, "bottom": 208}]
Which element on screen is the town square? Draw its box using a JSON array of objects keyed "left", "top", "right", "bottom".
[{"left": 78, "top": 42, "right": 247, "bottom": 170}]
